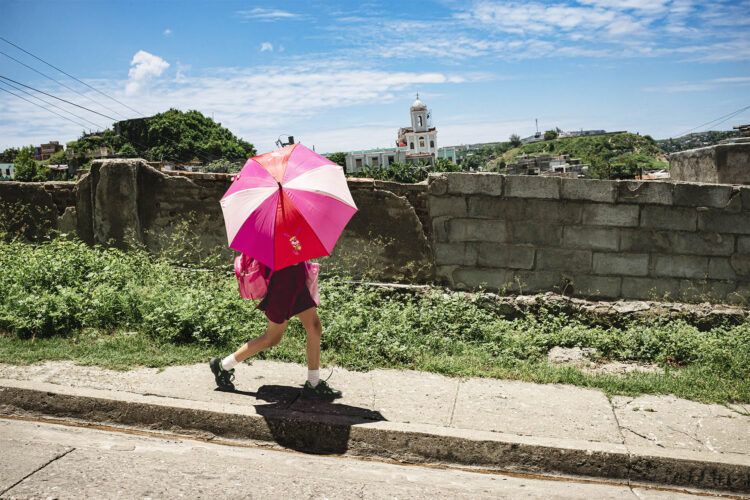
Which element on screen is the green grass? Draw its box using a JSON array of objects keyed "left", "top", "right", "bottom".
[{"left": 1, "top": 238, "right": 748, "bottom": 405}]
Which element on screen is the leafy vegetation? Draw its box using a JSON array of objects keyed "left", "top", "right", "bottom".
[
  {"left": 349, "top": 158, "right": 462, "bottom": 183},
  {"left": 13, "top": 146, "right": 50, "bottom": 182},
  {"left": 656, "top": 130, "right": 741, "bottom": 153},
  {"left": 0, "top": 238, "right": 747, "bottom": 404},
  {"left": 65, "top": 109, "right": 256, "bottom": 166}
]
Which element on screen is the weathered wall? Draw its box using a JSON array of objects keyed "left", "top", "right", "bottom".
[
  {"left": 0, "top": 181, "right": 75, "bottom": 239},
  {"left": 670, "top": 143, "right": 750, "bottom": 184},
  {"left": 430, "top": 173, "right": 750, "bottom": 304}
]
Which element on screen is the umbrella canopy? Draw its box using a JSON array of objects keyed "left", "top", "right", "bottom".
[{"left": 220, "top": 143, "right": 357, "bottom": 270}]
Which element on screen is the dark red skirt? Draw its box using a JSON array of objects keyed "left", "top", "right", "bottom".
[{"left": 256, "top": 263, "right": 316, "bottom": 324}]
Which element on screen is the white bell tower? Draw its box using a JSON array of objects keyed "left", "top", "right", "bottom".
[{"left": 410, "top": 93, "right": 429, "bottom": 132}]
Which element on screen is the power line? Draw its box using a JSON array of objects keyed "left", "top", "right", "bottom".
[
  {"left": 0, "top": 83, "right": 93, "bottom": 130},
  {"left": 0, "top": 75, "right": 118, "bottom": 121},
  {"left": 0, "top": 78, "right": 105, "bottom": 130},
  {"left": 675, "top": 104, "right": 750, "bottom": 138},
  {"left": 0, "top": 36, "right": 144, "bottom": 118},
  {"left": 0, "top": 49, "right": 129, "bottom": 120}
]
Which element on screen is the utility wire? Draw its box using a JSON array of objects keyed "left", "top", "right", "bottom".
[
  {"left": 675, "top": 104, "right": 750, "bottom": 138},
  {"left": 0, "top": 49, "right": 129, "bottom": 120},
  {"left": 0, "top": 78, "right": 105, "bottom": 130},
  {"left": 0, "top": 75, "right": 118, "bottom": 121},
  {"left": 0, "top": 36, "right": 144, "bottom": 118},
  {"left": 0, "top": 83, "right": 92, "bottom": 130}
]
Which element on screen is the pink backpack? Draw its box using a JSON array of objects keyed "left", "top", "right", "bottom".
[{"left": 235, "top": 255, "right": 321, "bottom": 305}]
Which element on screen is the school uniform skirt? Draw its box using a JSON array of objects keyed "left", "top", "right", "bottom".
[{"left": 256, "top": 262, "right": 316, "bottom": 324}]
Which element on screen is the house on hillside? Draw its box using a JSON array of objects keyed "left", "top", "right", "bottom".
[{"left": 0, "top": 163, "right": 14, "bottom": 180}]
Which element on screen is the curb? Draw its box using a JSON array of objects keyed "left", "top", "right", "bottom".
[{"left": 1, "top": 382, "right": 748, "bottom": 494}]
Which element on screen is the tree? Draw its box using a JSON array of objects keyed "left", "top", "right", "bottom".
[
  {"left": 204, "top": 158, "right": 241, "bottom": 173},
  {"left": 1, "top": 147, "right": 19, "bottom": 163},
  {"left": 544, "top": 129, "right": 559, "bottom": 140},
  {"left": 45, "top": 150, "right": 67, "bottom": 165},
  {"left": 327, "top": 152, "right": 347, "bottom": 167},
  {"left": 14, "top": 146, "right": 49, "bottom": 182},
  {"left": 509, "top": 134, "right": 521, "bottom": 148},
  {"left": 117, "top": 143, "right": 138, "bottom": 158}
]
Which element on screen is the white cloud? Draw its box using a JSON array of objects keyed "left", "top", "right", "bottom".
[
  {"left": 163, "top": 28, "right": 172, "bottom": 36},
  {"left": 642, "top": 76, "right": 750, "bottom": 92},
  {"left": 125, "top": 50, "right": 170, "bottom": 95},
  {"left": 237, "top": 8, "right": 300, "bottom": 21},
  {"left": 260, "top": 42, "right": 273, "bottom": 52}
]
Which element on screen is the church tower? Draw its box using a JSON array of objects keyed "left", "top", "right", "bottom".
[
  {"left": 410, "top": 93, "right": 429, "bottom": 132},
  {"left": 396, "top": 93, "right": 437, "bottom": 164}
]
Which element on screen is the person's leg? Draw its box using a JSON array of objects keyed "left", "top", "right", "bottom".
[
  {"left": 232, "top": 319, "right": 288, "bottom": 363},
  {"left": 210, "top": 319, "right": 287, "bottom": 390},
  {"left": 297, "top": 307, "right": 341, "bottom": 398}
]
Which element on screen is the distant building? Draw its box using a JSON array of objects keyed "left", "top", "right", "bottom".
[
  {"left": 345, "top": 95, "right": 438, "bottom": 173},
  {"left": 506, "top": 154, "right": 588, "bottom": 176},
  {"left": 0, "top": 162, "right": 14, "bottom": 180},
  {"left": 34, "top": 141, "right": 64, "bottom": 161}
]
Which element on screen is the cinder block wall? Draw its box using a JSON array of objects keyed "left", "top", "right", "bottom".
[{"left": 429, "top": 173, "right": 750, "bottom": 304}]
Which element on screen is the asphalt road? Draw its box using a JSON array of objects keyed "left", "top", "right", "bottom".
[{"left": 0, "top": 416, "right": 726, "bottom": 499}]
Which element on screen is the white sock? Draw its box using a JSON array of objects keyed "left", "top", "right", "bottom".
[
  {"left": 307, "top": 369, "right": 320, "bottom": 387},
  {"left": 221, "top": 354, "right": 238, "bottom": 371}
]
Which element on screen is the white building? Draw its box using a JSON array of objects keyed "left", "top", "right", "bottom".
[
  {"left": 0, "top": 163, "right": 14, "bottom": 180},
  {"left": 345, "top": 95, "right": 438, "bottom": 173}
]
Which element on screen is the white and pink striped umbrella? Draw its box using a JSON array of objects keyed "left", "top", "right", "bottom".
[{"left": 220, "top": 143, "right": 358, "bottom": 270}]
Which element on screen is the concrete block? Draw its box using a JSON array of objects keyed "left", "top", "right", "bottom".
[
  {"left": 563, "top": 226, "right": 619, "bottom": 251},
  {"left": 505, "top": 175, "right": 560, "bottom": 199},
  {"left": 708, "top": 258, "right": 736, "bottom": 281},
  {"left": 561, "top": 178, "right": 616, "bottom": 203},
  {"left": 582, "top": 204, "right": 639, "bottom": 227},
  {"left": 741, "top": 186, "right": 750, "bottom": 211},
  {"left": 619, "top": 229, "right": 670, "bottom": 253},
  {"left": 697, "top": 210, "right": 750, "bottom": 235},
  {"left": 593, "top": 253, "right": 649, "bottom": 276},
  {"left": 653, "top": 255, "right": 708, "bottom": 279},
  {"left": 521, "top": 199, "right": 582, "bottom": 224},
  {"left": 668, "top": 232, "right": 734, "bottom": 256},
  {"left": 434, "top": 243, "right": 478, "bottom": 266},
  {"left": 435, "top": 265, "right": 458, "bottom": 283},
  {"left": 537, "top": 248, "right": 592, "bottom": 273},
  {"left": 453, "top": 268, "right": 512, "bottom": 290},
  {"left": 617, "top": 181, "right": 673, "bottom": 205},
  {"left": 738, "top": 236, "right": 750, "bottom": 254},
  {"left": 427, "top": 174, "right": 448, "bottom": 195},
  {"left": 477, "top": 243, "right": 535, "bottom": 269},
  {"left": 447, "top": 219, "right": 506, "bottom": 242},
  {"left": 468, "top": 197, "right": 521, "bottom": 219},
  {"left": 429, "top": 196, "right": 467, "bottom": 217},
  {"left": 640, "top": 206, "right": 697, "bottom": 231},
  {"left": 679, "top": 279, "right": 736, "bottom": 303},
  {"left": 431, "top": 216, "right": 450, "bottom": 243},
  {"left": 564, "top": 274, "right": 622, "bottom": 299},
  {"left": 673, "top": 182, "right": 733, "bottom": 208},
  {"left": 730, "top": 255, "right": 750, "bottom": 278},
  {"left": 444, "top": 172, "right": 504, "bottom": 196},
  {"left": 508, "top": 270, "right": 562, "bottom": 293},
  {"left": 621, "top": 277, "right": 681, "bottom": 301},
  {"left": 507, "top": 221, "right": 563, "bottom": 246},
  {"left": 727, "top": 286, "right": 750, "bottom": 306}
]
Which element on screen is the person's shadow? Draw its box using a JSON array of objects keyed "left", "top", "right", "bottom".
[{"left": 221, "top": 384, "right": 385, "bottom": 454}]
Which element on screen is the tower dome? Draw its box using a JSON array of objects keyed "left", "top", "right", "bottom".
[{"left": 411, "top": 98, "right": 426, "bottom": 110}]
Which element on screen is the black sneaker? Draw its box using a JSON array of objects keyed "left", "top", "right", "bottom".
[
  {"left": 301, "top": 379, "right": 342, "bottom": 399},
  {"left": 209, "top": 358, "right": 235, "bottom": 391}
]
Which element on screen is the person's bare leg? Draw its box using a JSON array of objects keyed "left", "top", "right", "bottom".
[
  {"left": 296, "top": 307, "right": 321, "bottom": 371},
  {"left": 232, "top": 319, "right": 288, "bottom": 363}
]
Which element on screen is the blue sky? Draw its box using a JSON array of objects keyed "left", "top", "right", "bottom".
[{"left": 1, "top": 0, "right": 748, "bottom": 154}]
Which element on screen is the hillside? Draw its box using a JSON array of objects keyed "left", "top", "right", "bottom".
[
  {"left": 498, "top": 132, "right": 667, "bottom": 179},
  {"left": 66, "top": 109, "right": 256, "bottom": 167},
  {"left": 656, "top": 130, "right": 740, "bottom": 153}
]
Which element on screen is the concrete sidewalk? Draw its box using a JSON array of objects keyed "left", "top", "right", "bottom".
[{"left": 0, "top": 361, "right": 748, "bottom": 494}]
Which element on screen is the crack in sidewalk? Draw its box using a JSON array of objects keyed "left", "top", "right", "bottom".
[{"left": 0, "top": 446, "right": 75, "bottom": 497}]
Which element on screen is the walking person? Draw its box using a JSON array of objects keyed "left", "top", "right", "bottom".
[
  {"left": 210, "top": 261, "right": 341, "bottom": 398},
  {"left": 215, "top": 142, "right": 357, "bottom": 399}
]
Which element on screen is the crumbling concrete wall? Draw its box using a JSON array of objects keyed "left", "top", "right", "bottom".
[
  {"left": 430, "top": 173, "right": 750, "bottom": 304},
  {"left": 0, "top": 181, "right": 75, "bottom": 240},
  {"left": 670, "top": 143, "right": 750, "bottom": 184}
]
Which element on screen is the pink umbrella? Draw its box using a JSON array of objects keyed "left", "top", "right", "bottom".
[{"left": 220, "top": 143, "right": 358, "bottom": 270}]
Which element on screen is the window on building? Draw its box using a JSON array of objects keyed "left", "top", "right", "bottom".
[
  {"left": 430, "top": 140, "right": 435, "bottom": 148},
  {"left": 371, "top": 156, "right": 379, "bottom": 166},
  {"left": 388, "top": 156, "right": 394, "bottom": 164},
  {"left": 417, "top": 115, "right": 423, "bottom": 127},
  {"left": 355, "top": 158, "right": 362, "bottom": 169},
  {"left": 419, "top": 137, "right": 425, "bottom": 148},
  {"left": 410, "top": 142, "right": 414, "bottom": 149}
]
